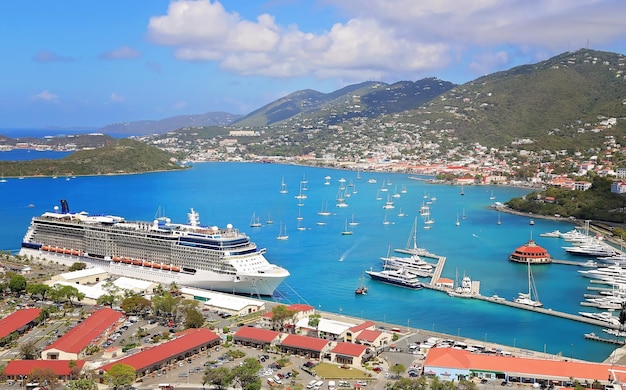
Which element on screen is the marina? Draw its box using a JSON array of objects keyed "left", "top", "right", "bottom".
[{"left": 0, "top": 161, "right": 624, "bottom": 362}]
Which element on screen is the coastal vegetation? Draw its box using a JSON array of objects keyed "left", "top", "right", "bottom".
[
  {"left": 505, "top": 176, "right": 626, "bottom": 237},
  {"left": 0, "top": 139, "right": 184, "bottom": 177}
]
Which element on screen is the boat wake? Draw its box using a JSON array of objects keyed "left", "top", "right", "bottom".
[{"left": 338, "top": 237, "right": 366, "bottom": 262}]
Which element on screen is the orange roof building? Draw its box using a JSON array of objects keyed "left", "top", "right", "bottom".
[
  {"left": 424, "top": 347, "right": 626, "bottom": 385},
  {"left": 509, "top": 239, "right": 551, "bottom": 264}
]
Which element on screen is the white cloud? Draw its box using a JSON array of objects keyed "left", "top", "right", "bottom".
[
  {"left": 147, "top": 0, "right": 626, "bottom": 81},
  {"left": 110, "top": 93, "right": 125, "bottom": 103},
  {"left": 32, "top": 90, "right": 59, "bottom": 102},
  {"left": 99, "top": 46, "right": 142, "bottom": 60}
]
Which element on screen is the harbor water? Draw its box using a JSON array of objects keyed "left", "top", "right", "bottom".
[{"left": 0, "top": 159, "right": 617, "bottom": 362}]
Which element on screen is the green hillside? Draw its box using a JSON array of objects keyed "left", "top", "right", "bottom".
[{"left": 0, "top": 139, "right": 184, "bottom": 177}]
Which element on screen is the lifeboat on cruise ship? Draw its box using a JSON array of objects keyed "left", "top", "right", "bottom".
[
  {"left": 162, "top": 264, "right": 171, "bottom": 271},
  {"left": 41, "top": 245, "right": 50, "bottom": 251},
  {"left": 132, "top": 259, "right": 143, "bottom": 266},
  {"left": 152, "top": 263, "right": 161, "bottom": 269},
  {"left": 171, "top": 266, "right": 180, "bottom": 272},
  {"left": 63, "top": 248, "right": 72, "bottom": 254},
  {"left": 70, "top": 249, "right": 80, "bottom": 256},
  {"left": 121, "top": 258, "right": 132, "bottom": 264},
  {"left": 143, "top": 261, "right": 152, "bottom": 267},
  {"left": 112, "top": 257, "right": 122, "bottom": 263}
]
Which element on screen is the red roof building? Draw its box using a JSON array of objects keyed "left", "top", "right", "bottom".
[
  {"left": 233, "top": 327, "right": 281, "bottom": 348},
  {"left": 331, "top": 342, "right": 368, "bottom": 366},
  {"left": 354, "top": 329, "right": 390, "bottom": 348},
  {"left": 279, "top": 334, "right": 330, "bottom": 359},
  {"left": 42, "top": 307, "right": 123, "bottom": 360},
  {"left": 5, "top": 360, "right": 86, "bottom": 380},
  {"left": 424, "top": 347, "right": 626, "bottom": 385},
  {"left": 100, "top": 328, "right": 220, "bottom": 376},
  {"left": 0, "top": 308, "right": 41, "bottom": 342},
  {"left": 509, "top": 239, "right": 551, "bottom": 264}
]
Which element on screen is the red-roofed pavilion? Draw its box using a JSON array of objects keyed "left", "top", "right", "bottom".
[
  {"left": 42, "top": 307, "right": 123, "bottom": 360},
  {"left": 331, "top": 342, "right": 368, "bottom": 366},
  {"left": 100, "top": 328, "right": 220, "bottom": 377},
  {"left": 233, "top": 327, "right": 280, "bottom": 348},
  {"left": 5, "top": 360, "right": 86, "bottom": 381},
  {"left": 0, "top": 308, "right": 41, "bottom": 343},
  {"left": 279, "top": 334, "right": 330, "bottom": 359}
]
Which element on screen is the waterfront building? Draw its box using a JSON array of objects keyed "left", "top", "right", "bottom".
[
  {"left": 424, "top": 347, "right": 626, "bottom": 385},
  {"left": 509, "top": 239, "right": 552, "bottom": 264}
]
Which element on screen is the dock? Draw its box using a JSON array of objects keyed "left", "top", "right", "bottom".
[
  {"left": 584, "top": 332, "right": 625, "bottom": 345},
  {"left": 429, "top": 256, "right": 446, "bottom": 286}
]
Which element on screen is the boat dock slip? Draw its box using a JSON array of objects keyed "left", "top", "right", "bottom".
[
  {"left": 551, "top": 259, "right": 598, "bottom": 266},
  {"left": 474, "top": 295, "right": 622, "bottom": 329}
]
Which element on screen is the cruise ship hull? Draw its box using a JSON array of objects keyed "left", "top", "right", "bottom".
[
  {"left": 19, "top": 203, "right": 289, "bottom": 297},
  {"left": 19, "top": 248, "right": 287, "bottom": 296}
]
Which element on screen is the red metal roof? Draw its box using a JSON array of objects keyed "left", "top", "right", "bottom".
[
  {"left": 281, "top": 334, "right": 329, "bottom": 351},
  {"left": 44, "top": 307, "right": 123, "bottom": 354},
  {"left": 286, "top": 304, "right": 314, "bottom": 312},
  {"left": 5, "top": 360, "right": 86, "bottom": 376},
  {"left": 0, "top": 308, "right": 41, "bottom": 339},
  {"left": 425, "top": 348, "right": 626, "bottom": 382},
  {"left": 234, "top": 327, "right": 280, "bottom": 343},
  {"left": 349, "top": 321, "right": 375, "bottom": 332},
  {"left": 100, "top": 328, "right": 220, "bottom": 372},
  {"left": 355, "top": 329, "right": 382, "bottom": 343},
  {"left": 331, "top": 342, "right": 367, "bottom": 357}
]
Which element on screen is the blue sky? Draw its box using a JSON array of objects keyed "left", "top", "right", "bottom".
[{"left": 2, "top": 0, "right": 626, "bottom": 129}]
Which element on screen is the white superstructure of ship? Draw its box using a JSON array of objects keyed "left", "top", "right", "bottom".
[{"left": 19, "top": 200, "right": 289, "bottom": 296}]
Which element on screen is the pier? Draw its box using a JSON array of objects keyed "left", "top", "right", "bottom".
[
  {"left": 584, "top": 332, "right": 625, "bottom": 345},
  {"left": 429, "top": 256, "right": 446, "bottom": 286}
]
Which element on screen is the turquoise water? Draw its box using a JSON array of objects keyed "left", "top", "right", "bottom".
[{"left": 0, "top": 162, "right": 616, "bottom": 362}]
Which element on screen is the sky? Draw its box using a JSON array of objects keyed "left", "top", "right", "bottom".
[{"left": 2, "top": 0, "right": 626, "bottom": 129}]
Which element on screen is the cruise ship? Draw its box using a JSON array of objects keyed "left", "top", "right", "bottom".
[{"left": 19, "top": 201, "right": 290, "bottom": 296}]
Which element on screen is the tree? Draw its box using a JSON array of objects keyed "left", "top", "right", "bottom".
[
  {"left": 390, "top": 363, "right": 406, "bottom": 378},
  {"left": 96, "top": 293, "right": 118, "bottom": 308},
  {"left": 8, "top": 274, "right": 27, "bottom": 295},
  {"left": 65, "top": 379, "right": 98, "bottom": 390},
  {"left": 308, "top": 313, "right": 321, "bottom": 329},
  {"left": 103, "top": 363, "right": 136, "bottom": 390},
  {"left": 68, "top": 262, "right": 87, "bottom": 272},
  {"left": 184, "top": 307, "right": 205, "bottom": 329},
  {"left": 203, "top": 366, "right": 231, "bottom": 390},
  {"left": 270, "top": 305, "right": 298, "bottom": 332},
  {"left": 20, "top": 340, "right": 38, "bottom": 360},
  {"left": 120, "top": 295, "right": 151, "bottom": 315},
  {"left": 230, "top": 357, "right": 262, "bottom": 390},
  {"left": 26, "top": 283, "right": 50, "bottom": 301},
  {"left": 29, "top": 366, "right": 58, "bottom": 389}
]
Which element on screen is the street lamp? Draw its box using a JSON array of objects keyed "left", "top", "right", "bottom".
[
  {"left": 513, "top": 338, "right": 516, "bottom": 348},
  {"left": 407, "top": 319, "right": 410, "bottom": 329},
  {"left": 484, "top": 333, "right": 488, "bottom": 343}
]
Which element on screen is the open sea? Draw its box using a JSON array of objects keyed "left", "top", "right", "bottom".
[{"left": 0, "top": 160, "right": 618, "bottom": 362}]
